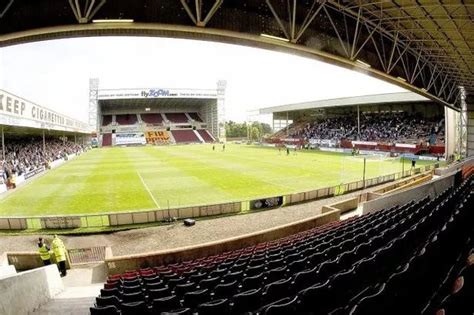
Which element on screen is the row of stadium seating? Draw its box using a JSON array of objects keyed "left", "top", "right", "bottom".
[
  {"left": 102, "top": 113, "right": 203, "bottom": 126},
  {"left": 90, "top": 175, "right": 473, "bottom": 314},
  {"left": 285, "top": 112, "right": 445, "bottom": 145},
  {"left": 101, "top": 129, "right": 215, "bottom": 146}
]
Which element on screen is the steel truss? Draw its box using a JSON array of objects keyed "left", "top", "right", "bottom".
[
  {"left": 68, "top": 0, "right": 106, "bottom": 24},
  {"left": 263, "top": 0, "right": 473, "bottom": 107},
  {"left": 180, "top": 0, "right": 223, "bottom": 27},
  {"left": 0, "top": 0, "right": 14, "bottom": 18}
]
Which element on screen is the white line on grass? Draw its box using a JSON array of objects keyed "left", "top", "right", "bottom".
[{"left": 137, "top": 171, "right": 160, "bottom": 209}]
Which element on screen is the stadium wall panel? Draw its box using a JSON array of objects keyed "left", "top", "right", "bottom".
[
  {"left": 7, "top": 252, "right": 71, "bottom": 271},
  {"left": 105, "top": 210, "right": 340, "bottom": 275},
  {"left": 362, "top": 171, "right": 457, "bottom": 215},
  {"left": 0, "top": 265, "right": 63, "bottom": 315},
  {"left": 0, "top": 218, "right": 27, "bottom": 230}
]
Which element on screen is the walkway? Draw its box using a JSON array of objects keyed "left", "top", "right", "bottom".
[{"left": 32, "top": 264, "right": 105, "bottom": 315}]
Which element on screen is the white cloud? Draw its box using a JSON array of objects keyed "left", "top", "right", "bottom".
[{"left": 0, "top": 37, "right": 405, "bottom": 123}]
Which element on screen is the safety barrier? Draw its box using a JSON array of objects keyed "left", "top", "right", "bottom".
[{"left": 0, "top": 163, "right": 441, "bottom": 231}]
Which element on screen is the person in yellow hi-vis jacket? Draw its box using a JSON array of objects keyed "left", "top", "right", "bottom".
[
  {"left": 37, "top": 237, "right": 51, "bottom": 266},
  {"left": 52, "top": 235, "right": 67, "bottom": 276},
  {"left": 10, "top": 173, "right": 17, "bottom": 189}
]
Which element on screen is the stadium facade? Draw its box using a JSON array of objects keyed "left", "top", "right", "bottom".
[{"left": 89, "top": 79, "right": 226, "bottom": 147}]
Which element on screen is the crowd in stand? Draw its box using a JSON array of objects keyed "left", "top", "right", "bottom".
[
  {"left": 290, "top": 112, "right": 444, "bottom": 144},
  {"left": 0, "top": 137, "right": 84, "bottom": 180}
]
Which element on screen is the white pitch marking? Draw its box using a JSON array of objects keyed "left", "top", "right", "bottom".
[{"left": 137, "top": 171, "right": 160, "bottom": 209}]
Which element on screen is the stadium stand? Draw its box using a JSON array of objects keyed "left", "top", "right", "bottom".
[
  {"left": 289, "top": 113, "right": 445, "bottom": 145},
  {"left": 1, "top": 137, "right": 84, "bottom": 178},
  {"left": 171, "top": 130, "right": 201, "bottom": 144},
  {"left": 116, "top": 114, "right": 138, "bottom": 126},
  {"left": 141, "top": 114, "right": 164, "bottom": 125},
  {"left": 91, "top": 175, "right": 473, "bottom": 314},
  {"left": 189, "top": 113, "right": 203, "bottom": 122},
  {"left": 197, "top": 130, "right": 214, "bottom": 143},
  {"left": 102, "top": 115, "right": 113, "bottom": 126},
  {"left": 165, "top": 113, "right": 190, "bottom": 124}
]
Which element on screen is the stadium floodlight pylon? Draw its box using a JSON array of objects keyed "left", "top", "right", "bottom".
[{"left": 457, "top": 86, "right": 467, "bottom": 158}]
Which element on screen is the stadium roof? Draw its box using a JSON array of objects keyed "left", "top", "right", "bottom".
[
  {"left": 259, "top": 92, "right": 430, "bottom": 114},
  {"left": 0, "top": 1, "right": 472, "bottom": 109}
]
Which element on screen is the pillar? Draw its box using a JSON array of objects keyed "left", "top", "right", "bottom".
[
  {"left": 466, "top": 94, "right": 474, "bottom": 157},
  {"left": 1, "top": 127, "right": 5, "bottom": 161}
]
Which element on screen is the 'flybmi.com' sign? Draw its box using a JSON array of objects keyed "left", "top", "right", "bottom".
[{"left": 97, "top": 88, "right": 218, "bottom": 100}]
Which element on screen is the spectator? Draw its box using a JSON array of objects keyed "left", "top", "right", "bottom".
[
  {"left": 285, "top": 112, "right": 444, "bottom": 145},
  {"left": 1, "top": 137, "right": 85, "bottom": 180},
  {"left": 37, "top": 237, "right": 51, "bottom": 266},
  {"left": 436, "top": 251, "right": 474, "bottom": 315},
  {"left": 51, "top": 234, "right": 67, "bottom": 277}
]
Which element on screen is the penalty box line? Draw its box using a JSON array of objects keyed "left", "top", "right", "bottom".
[{"left": 136, "top": 171, "right": 160, "bottom": 209}]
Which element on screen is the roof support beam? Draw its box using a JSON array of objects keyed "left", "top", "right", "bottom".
[
  {"left": 0, "top": 0, "right": 14, "bottom": 18},
  {"left": 324, "top": 6, "right": 350, "bottom": 58},
  {"left": 266, "top": 0, "right": 325, "bottom": 43},
  {"left": 181, "top": 0, "right": 223, "bottom": 27},
  {"left": 68, "top": 0, "right": 106, "bottom": 24}
]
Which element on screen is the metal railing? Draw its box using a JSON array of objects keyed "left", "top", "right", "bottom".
[
  {"left": 68, "top": 246, "right": 106, "bottom": 264},
  {"left": 0, "top": 163, "right": 441, "bottom": 231}
]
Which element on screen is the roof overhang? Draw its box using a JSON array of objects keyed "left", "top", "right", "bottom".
[{"left": 260, "top": 92, "right": 431, "bottom": 114}]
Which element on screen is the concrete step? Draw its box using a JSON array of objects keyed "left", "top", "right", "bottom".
[
  {"left": 32, "top": 285, "right": 101, "bottom": 315},
  {"left": 31, "top": 297, "right": 94, "bottom": 315}
]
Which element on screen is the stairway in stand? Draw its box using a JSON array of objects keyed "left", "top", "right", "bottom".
[{"left": 32, "top": 264, "right": 105, "bottom": 315}]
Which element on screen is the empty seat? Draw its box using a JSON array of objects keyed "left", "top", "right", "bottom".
[
  {"left": 90, "top": 305, "right": 120, "bottom": 315},
  {"left": 151, "top": 295, "right": 182, "bottom": 313},
  {"left": 183, "top": 288, "right": 210, "bottom": 309},
  {"left": 240, "top": 272, "right": 264, "bottom": 292},
  {"left": 245, "top": 264, "right": 265, "bottom": 277},
  {"left": 213, "top": 280, "right": 238, "bottom": 299},
  {"left": 174, "top": 282, "right": 196, "bottom": 297},
  {"left": 197, "top": 298, "right": 230, "bottom": 315},
  {"left": 231, "top": 288, "right": 262, "bottom": 315},
  {"left": 298, "top": 280, "right": 331, "bottom": 313},
  {"left": 100, "top": 288, "right": 121, "bottom": 298},
  {"left": 149, "top": 286, "right": 171, "bottom": 300},
  {"left": 349, "top": 283, "right": 386, "bottom": 315},
  {"left": 221, "top": 270, "right": 243, "bottom": 283},
  {"left": 122, "top": 285, "right": 142, "bottom": 294},
  {"left": 264, "top": 266, "right": 286, "bottom": 285},
  {"left": 261, "top": 296, "right": 298, "bottom": 315},
  {"left": 121, "top": 301, "right": 148, "bottom": 315},
  {"left": 287, "top": 257, "right": 308, "bottom": 274},
  {"left": 189, "top": 272, "right": 207, "bottom": 283},
  {"left": 121, "top": 291, "right": 145, "bottom": 304},
  {"left": 95, "top": 296, "right": 121, "bottom": 309},
  {"left": 199, "top": 276, "right": 220, "bottom": 290},
  {"left": 291, "top": 266, "right": 319, "bottom": 293},
  {"left": 262, "top": 278, "right": 292, "bottom": 304}
]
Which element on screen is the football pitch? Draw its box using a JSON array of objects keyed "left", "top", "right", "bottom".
[{"left": 0, "top": 145, "right": 437, "bottom": 216}]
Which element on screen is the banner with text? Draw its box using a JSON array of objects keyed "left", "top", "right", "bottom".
[
  {"left": 0, "top": 89, "right": 89, "bottom": 132},
  {"left": 98, "top": 88, "right": 218, "bottom": 100}
]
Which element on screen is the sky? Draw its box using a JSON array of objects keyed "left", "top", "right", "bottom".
[{"left": 0, "top": 36, "right": 405, "bottom": 123}]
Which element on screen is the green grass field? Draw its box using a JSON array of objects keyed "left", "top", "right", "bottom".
[{"left": 0, "top": 144, "right": 436, "bottom": 216}]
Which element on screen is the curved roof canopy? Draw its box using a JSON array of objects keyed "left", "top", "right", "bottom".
[{"left": 0, "top": 1, "right": 472, "bottom": 109}]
